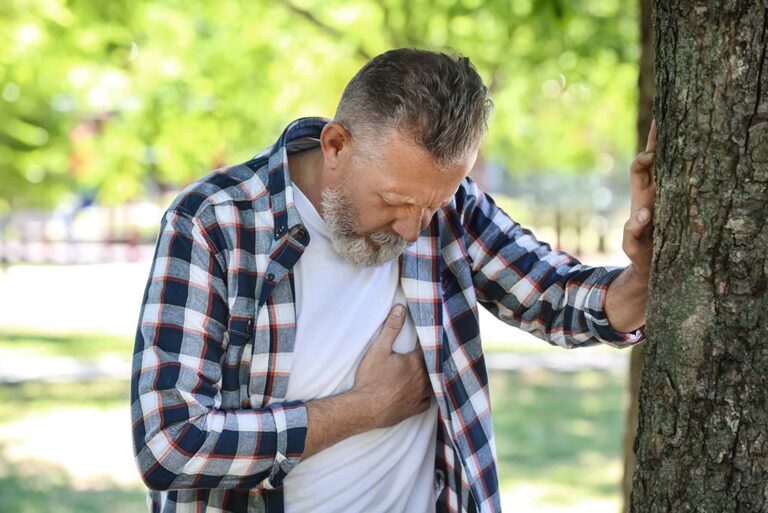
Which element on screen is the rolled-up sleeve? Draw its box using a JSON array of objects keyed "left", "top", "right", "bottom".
[
  {"left": 457, "top": 178, "right": 646, "bottom": 349},
  {"left": 130, "top": 207, "right": 307, "bottom": 491}
]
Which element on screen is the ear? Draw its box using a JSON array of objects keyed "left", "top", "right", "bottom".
[{"left": 319, "top": 121, "right": 351, "bottom": 170}]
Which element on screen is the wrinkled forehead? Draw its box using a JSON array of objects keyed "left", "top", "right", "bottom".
[{"left": 360, "top": 128, "right": 476, "bottom": 202}]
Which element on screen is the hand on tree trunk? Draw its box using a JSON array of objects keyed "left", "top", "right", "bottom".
[
  {"left": 605, "top": 119, "right": 657, "bottom": 334},
  {"left": 622, "top": 118, "right": 657, "bottom": 277}
]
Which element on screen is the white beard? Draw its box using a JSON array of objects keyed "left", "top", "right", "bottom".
[{"left": 320, "top": 187, "right": 408, "bottom": 267}]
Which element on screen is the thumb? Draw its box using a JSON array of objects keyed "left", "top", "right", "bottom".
[{"left": 370, "top": 304, "right": 406, "bottom": 354}]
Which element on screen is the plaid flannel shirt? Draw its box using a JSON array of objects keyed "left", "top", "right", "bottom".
[{"left": 131, "top": 116, "right": 645, "bottom": 513}]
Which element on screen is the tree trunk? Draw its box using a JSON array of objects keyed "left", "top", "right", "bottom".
[
  {"left": 621, "top": 0, "right": 655, "bottom": 510},
  {"left": 629, "top": 2, "right": 768, "bottom": 512}
]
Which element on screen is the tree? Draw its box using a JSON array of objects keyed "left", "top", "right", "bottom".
[{"left": 629, "top": 2, "right": 768, "bottom": 511}]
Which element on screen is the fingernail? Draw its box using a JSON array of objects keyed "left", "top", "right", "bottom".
[
  {"left": 392, "top": 305, "right": 405, "bottom": 317},
  {"left": 637, "top": 209, "right": 648, "bottom": 222}
]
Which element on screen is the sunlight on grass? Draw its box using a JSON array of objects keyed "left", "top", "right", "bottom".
[
  {"left": 490, "top": 369, "right": 628, "bottom": 511},
  {"left": 0, "top": 351, "right": 630, "bottom": 512},
  {"left": 0, "top": 380, "right": 127, "bottom": 424},
  {"left": 0, "top": 331, "right": 135, "bottom": 361},
  {"left": 0, "top": 406, "right": 140, "bottom": 490},
  {"left": 0, "top": 445, "right": 145, "bottom": 513}
]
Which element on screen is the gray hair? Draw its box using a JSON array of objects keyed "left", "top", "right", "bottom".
[{"left": 334, "top": 48, "right": 494, "bottom": 168}]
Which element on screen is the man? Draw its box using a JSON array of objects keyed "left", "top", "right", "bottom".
[{"left": 131, "top": 48, "right": 655, "bottom": 513}]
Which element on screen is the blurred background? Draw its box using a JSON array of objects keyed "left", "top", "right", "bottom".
[{"left": 0, "top": 0, "right": 642, "bottom": 511}]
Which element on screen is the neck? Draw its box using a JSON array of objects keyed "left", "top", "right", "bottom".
[{"left": 288, "top": 147, "right": 327, "bottom": 217}]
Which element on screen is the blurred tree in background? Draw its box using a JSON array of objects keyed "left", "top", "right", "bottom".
[{"left": 1, "top": 0, "right": 639, "bottom": 211}]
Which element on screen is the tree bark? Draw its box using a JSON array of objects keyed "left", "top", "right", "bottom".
[
  {"left": 622, "top": 0, "right": 655, "bottom": 510},
  {"left": 629, "top": 2, "right": 768, "bottom": 512}
]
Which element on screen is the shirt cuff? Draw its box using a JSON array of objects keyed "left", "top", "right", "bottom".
[
  {"left": 260, "top": 400, "right": 308, "bottom": 490},
  {"left": 585, "top": 267, "right": 647, "bottom": 349}
]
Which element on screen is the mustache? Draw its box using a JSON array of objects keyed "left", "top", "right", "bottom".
[{"left": 368, "top": 227, "right": 406, "bottom": 247}]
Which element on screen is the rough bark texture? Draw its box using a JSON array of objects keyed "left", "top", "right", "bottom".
[
  {"left": 630, "top": 2, "right": 768, "bottom": 512},
  {"left": 622, "top": 0, "right": 655, "bottom": 510}
]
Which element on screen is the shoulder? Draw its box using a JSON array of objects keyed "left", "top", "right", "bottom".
[
  {"left": 167, "top": 158, "right": 271, "bottom": 219},
  {"left": 161, "top": 157, "right": 276, "bottom": 260}
]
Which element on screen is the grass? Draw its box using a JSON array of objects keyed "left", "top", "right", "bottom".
[
  {"left": 0, "top": 448, "right": 145, "bottom": 513},
  {"left": 0, "top": 379, "right": 128, "bottom": 424},
  {"left": 0, "top": 328, "right": 621, "bottom": 360},
  {"left": 490, "top": 369, "right": 628, "bottom": 508},
  {"left": 0, "top": 371, "right": 628, "bottom": 512},
  {"left": 0, "top": 329, "right": 630, "bottom": 512},
  {"left": 0, "top": 330, "right": 135, "bottom": 361}
]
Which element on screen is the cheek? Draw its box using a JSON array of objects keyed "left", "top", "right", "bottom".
[
  {"left": 359, "top": 204, "right": 402, "bottom": 235},
  {"left": 356, "top": 209, "right": 393, "bottom": 234}
]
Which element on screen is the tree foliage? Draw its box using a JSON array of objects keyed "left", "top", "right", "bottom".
[{"left": 0, "top": 0, "right": 639, "bottom": 209}]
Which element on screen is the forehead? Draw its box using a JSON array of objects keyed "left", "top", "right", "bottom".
[{"left": 367, "top": 128, "right": 476, "bottom": 201}]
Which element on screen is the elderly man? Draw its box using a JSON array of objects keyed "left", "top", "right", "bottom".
[{"left": 131, "top": 48, "right": 654, "bottom": 513}]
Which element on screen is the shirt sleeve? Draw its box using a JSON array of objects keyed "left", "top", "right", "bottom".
[
  {"left": 130, "top": 207, "right": 308, "bottom": 491},
  {"left": 456, "top": 178, "right": 645, "bottom": 349}
]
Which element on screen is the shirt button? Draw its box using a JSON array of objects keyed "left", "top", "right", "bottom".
[
  {"left": 296, "top": 229, "right": 307, "bottom": 239},
  {"left": 241, "top": 399, "right": 250, "bottom": 408},
  {"left": 266, "top": 272, "right": 275, "bottom": 281}
]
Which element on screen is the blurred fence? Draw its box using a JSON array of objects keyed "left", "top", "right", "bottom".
[{"left": 0, "top": 163, "right": 634, "bottom": 266}]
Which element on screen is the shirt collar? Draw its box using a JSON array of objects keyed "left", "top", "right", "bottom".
[{"left": 266, "top": 116, "right": 331, "bottom": 240}]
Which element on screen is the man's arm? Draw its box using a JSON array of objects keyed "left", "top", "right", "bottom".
[
  {"left": 131, "top": 207, "right": 309, "bottom": 491},
  {"left": 132, "top": 208, "right": 430, "bottom": 491},
  {"left": 455, "top": 123, "right": 656, "bottom": 348},
  {"left": 604, "top": 264, "right": 648, "bottom": 333},
  {"left": 455, "top": 178, "right": 644, "bottom": 349}
]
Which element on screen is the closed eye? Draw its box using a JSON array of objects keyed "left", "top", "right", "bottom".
[{"left": 380, "top": 192, "right": 453, "bottom": 210}]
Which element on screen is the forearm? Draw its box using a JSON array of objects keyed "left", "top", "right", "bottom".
[
  {"left": 604, "top": 264, "right": 649, "bottom": 332},
  {"left": 132, "top": 399, "right": 308, "bottom": 490},
  {"left": 303, "top": 390, "right": 376, "bottom": 459}
]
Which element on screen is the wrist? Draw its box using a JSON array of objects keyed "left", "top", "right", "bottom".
[{"left": 628, "top": 262, "right": 650, "bottom": 281}]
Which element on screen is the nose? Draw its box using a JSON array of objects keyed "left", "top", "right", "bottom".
[
  {"left": 391, "top": 218, "right": 420, "bottom": 243},
  {"left": 391, "top": 210, "right": 435, "bottom": 243}
]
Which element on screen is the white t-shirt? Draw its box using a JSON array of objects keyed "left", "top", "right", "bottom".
[{"left": 282, "top": 182, "right": 439, "bottom": 513}]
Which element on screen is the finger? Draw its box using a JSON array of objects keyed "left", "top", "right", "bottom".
[
  {"left": 631, "top": 151, "right": 655, "bottom": 191},
  {"left": 624, "top": 208, "right": 652, "bottom": 242},
  {"left": 630, "top": 180, "right": 656, "bottom": 213},
  {"left": 646, "top": 118, "right": 657, "bottom": 152},
  {"left": 623, "top": 211, "right": 652, "bottom": 262}
]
